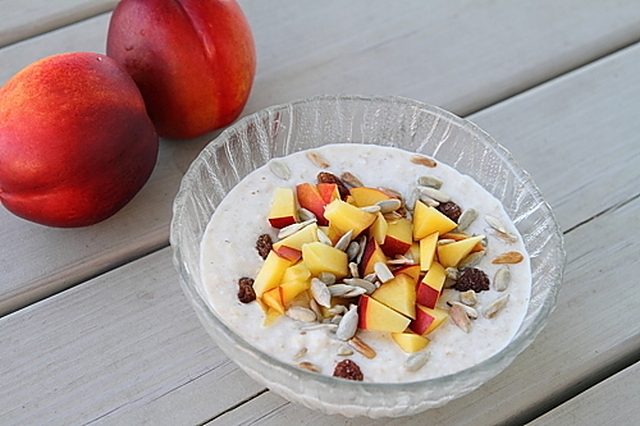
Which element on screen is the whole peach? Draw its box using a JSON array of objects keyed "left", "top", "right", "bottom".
[
  {"left": 107, "top": 0, "right": 256, "bottom": 139},
  {"left": 0, "top": 52, "right": 159, "bottom": 228}
]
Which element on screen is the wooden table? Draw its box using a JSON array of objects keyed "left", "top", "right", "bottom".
[{"left": 2, "top": 1, "right": 640, "bottom": 424}]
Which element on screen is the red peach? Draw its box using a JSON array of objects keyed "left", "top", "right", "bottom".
[
  {"left": 0, "top": 52, "right": 159, "bottom": 227},
  {"left": 107, "top": 0, "right": 256, "bottom": 139}
]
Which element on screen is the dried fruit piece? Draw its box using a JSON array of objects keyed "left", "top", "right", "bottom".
[
  {"left": 410, "top": 155, "right": 437, "bottom": 167},
  {"left": 436, "top": 201, "right": 462, "bottom": 223},
  {"left": 492, "top": 251, "right": 524, "bottom": 264},
  {"left": 333, "top": 359, "right": 364, "bottom": 381},
  {"left": 237, "top": 277, "right": 256, "bottom": 303},
  {"left": 255, "top": 234, "right": 272, "bottom": 259},
  {"left": 453, "top": 267, "right": 490, "bottom": 292}
]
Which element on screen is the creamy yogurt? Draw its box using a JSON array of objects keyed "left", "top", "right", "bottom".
[{"left": 200, "top": 143, "right": 531, "bottom": 383}]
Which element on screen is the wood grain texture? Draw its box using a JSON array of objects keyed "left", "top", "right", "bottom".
[
  {"left": 2, "top": 30, "right": 640, "bottom": 426},
  {"left": 3, "top": 1, "right": 640, "bottom": 316},
  {"left": 0, "top": 0, "right": 116, "bottom": 48},
  {"left": 529, "top": 362, "right": 640, "bottom": 425}
]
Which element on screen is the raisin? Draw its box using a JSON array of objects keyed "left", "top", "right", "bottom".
[
  {"left": 317, "top": 172, "right": 350, "bottom": 199},
  {"left": 237, "top": 277, "right": 256, "bottom": 303},
  {"left": 436, "top": 201, "right": 462, "bottom": 223},
  {"left": 453, "top": 268, "right": 490, "bottom": 292},
  {"left": 333, "top": 359, "right": 364, "bottom": 381},
  {"left": 255, "top": 233, "right": 272, "bottom": 259}
]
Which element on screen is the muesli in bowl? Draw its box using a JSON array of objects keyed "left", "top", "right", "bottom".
[{"left": 170, "top": 95, "right": 565, "bottom": 418}]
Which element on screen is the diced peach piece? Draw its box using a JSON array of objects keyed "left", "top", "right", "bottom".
[
  {"left": 371, "top": 274, "right": 417, "bottom": 319},
  {"left": 262, "top": 286, "right": 285, "bottom": 314},
  {"left": 416, "top": 261, "right": 446, "bottom": 309},
  {"left": 268, "top": 187, "right": 298, "bottom": 228},
  {"left": 280, "top": 262, "right": 312, "bottom": 285},
  {"left": 296, "top": 183, "right": 328, "bottom": 225},
  {"left": 359, "top": 238, "right": 388, "bottom": 277},
  {"left": 381, "top": 217, "right": 412, "bottom": 257},
  {"left": 357, "top": 295, "right": 411, "bottom": 333},
  {"left": 252, "top": 250, "right": 292, "bottom": 297},
  {"left": 409, "top": 241, "right": 421, "bottom": 264},
  {"left": 437, "top": 235, "right": 485, "bottom": 268},
  {"left": 392, "top": 332, "right": 431, "bottom": 353},
  {"left": 369, "top": 212, "right": 388, "bottom": 245},
  {"left": 317, "top": 183, "right": 340, "bottom": 204},
  {"left": 280, "top": 280, "right": 311, "bottom": 305},
  {"left": 272, "top": 245, "right": 302, "bottom": 262},
  {"left": 323, "top": 198, "right": 377, "bottom": 237},
  {"left": 410, "top": 305, "right": 449, "bottom": 336},
  {"left": 349, "top": 186, "right": 394, "bottom": 207},
  {"left": 272, "top": 223, "right": 319, "bottom": 252},
  {"left": 393, "top": 264, "right": 421, "bottom": 284},
  {"left": 301, "top": 241, "right": 348, "bottom": 278},
  {"left": 263, "top": 307, "right": 282, "bottom": 326},
  {"left": 412, "top": 200, "right": 458, "bottom": 240},
  {"left": 419, "top": 231, "right": 439, "bottom": 271}
]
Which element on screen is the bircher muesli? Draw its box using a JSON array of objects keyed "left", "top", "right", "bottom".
[{"left": 200, "top": 143, "right": 531, "bottom": 383}]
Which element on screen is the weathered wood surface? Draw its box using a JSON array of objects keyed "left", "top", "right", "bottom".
[{"left": 1, "top": 1, "right": 640, "bottom": 425}]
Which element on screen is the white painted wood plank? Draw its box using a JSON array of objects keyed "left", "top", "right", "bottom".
[
  {"left": 0, "top": 248, "right": 264, "bottom": 426},
  {"left": 3, "top": 40, "right": 640, "bottom": 425},
  {"left": 3, "top": 0, "right": 640, "bottom": 317},
  {"left": 207, "top": 194, "right": 640, "bottom": 425},
  {"left": 0, "top": 0, "right": 116, "bottom": 48},
  {"left": 528, "top": 362, "right": 640, "bottom": 425}
]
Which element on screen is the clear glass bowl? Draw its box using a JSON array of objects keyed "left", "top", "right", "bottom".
[{"left": 170, "top": 95, "right": 565, "bottom": 418}]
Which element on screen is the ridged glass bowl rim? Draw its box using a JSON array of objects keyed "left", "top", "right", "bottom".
[{"left": 170, "top": 94, "right": 565, "bottom": 400}]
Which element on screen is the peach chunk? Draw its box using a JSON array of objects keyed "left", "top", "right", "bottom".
[
  {"left": 349, "top": 187, "right": 394, "bottom": 207},
  {"left": 413, "top": 200, "right": 458, "bottom": 240},
  {"left": 268, "top": 187, "right": 298, "bottom": 228},
  {"left": 410, "top": 305, "right": 449, "bottom": 336},
  {"left": 381, "top": 217, "right": 413, "bottom": 257},
  {"left": 437, "top": 235, "right": 485, "bottom": 268},
  {"left": 371, "top": 274, "right": 417, "bottom": 319},
  {"left": 301, "top": 242, "right": 348, "bottom": 278},
  {"left": 252, "top": 250, "right": 292, "bottom": 297},
  {"left": 392, "top": 332, "right": 431, "bottom": 353},
  {"left": 358, "top": 295, "right": 411, "bottom": 333},
  {"left": 419, "top": 232, "right": 439, "bottom": 271},
  {"left": 416, "top": 261, "right": 446, "bottom": 309},
  {"left": 323, "top": 198, "right": 377, "bottom": 237}
]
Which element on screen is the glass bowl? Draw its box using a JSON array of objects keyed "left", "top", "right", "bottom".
[{"left": 170, "top": 95, "right": 565, "bottom": 418}]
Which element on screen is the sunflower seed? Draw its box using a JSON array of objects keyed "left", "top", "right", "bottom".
[
  {"left": 485, "top": 215, "right": 507, "bottom": 234},
  {"left": 458, "top": 250, "right": 486, "bottom": 269},
  {"left": 340, "top": 171, "right": 364, "bottom": 188},
  {"left": 492, "top": 251, "right": 524, "bottom": 264},
  {"left": 417, "top": 175, "right": 443, "bottom": 189},
  {"left": 306, "top": 150, "right": 330, "bottom": 168},
  {"left": 484, "top": 294, "right": 510, "bottom": 318},
  {"left": 337, "top": 345, "right": 354, "bottom": 356},
  {"left": 328, "top": 284, "right": 356, "bottom": 297},
  {"left": 346, "top": 241, "right": 360, "bottom": 261},
  {"left": 404, "top": 187, "right": 420, "bottom": 211},
  {"left": 297, "top": 207, "right": 316, "bottom": 222},
  {"left": 298, "top": 361, "right": 321, "bottom": 373},
  {"left": 378, "top": 187, "right": 402, "bottom": 199},
  {"left": 486, "top": 228, "right": 519, "bottom": 244},
  {"left": 447, "top": 300, "right": 478, "bottom": 320},
  {"left": 293, "top": 347, "right": 308, "bottom": 360},
  {"left": 376, "top": 198, "right": 402, "bottom": 213},
  {"left": 410, "top": 155, "right": 437, "bottom": 167},
  {"left": 387, "top": 255, "right": 413, "bottom": 266},
  {"left": 343, "top": 287, "right": 368, "bottom": 298},
  {"left": 317, "top": 228, "right": 333, "bottom": 246},
  {"left": 349, "top": 336, "right": 377, "bottom": 359},
  {"left": 334, "top": 230, "right": 354, "bottom": 251},
  {"left": 445, "top": 267, "right": 460, "bottom": 280},
  {"left": 348, "top": 262, "right": 360, "bottom": 278},
  {"left": 355, "top": 235, "right": 367, "bottom": 263},
  {"left": 300, "top": 323, "right": 338, "bottom": 332},
  {"left": 286, "top": 306, "right": 317, "bottom": 323},
  {"left": 363, "top": 273, "right": 378, "bottom": 283},
  {"left": 343, "top": 278, "right": 377, "bottom": 294},
  {"left": 310, "top": 278, "right": 332, "bottom": 307},
  {"left": 374, "top": 262, "right": 394, "bottom": 283},
  {"left": 309, "top": 299, "right": 324, "bottom": 321},
  {"left": 459, "top": 289, "right": 477, "bottom": 306},
  {"left": 318, "top": 272, "right": 336, "bottom": 285},
  {"left": 278, "top": 218, "right": 316, "bottom": 239},
  {"left": 457, "top": 208, "right": 478, "bottom": 231},
  {"left": 419, "top": 196, "right": 440, "bottom": 207},
  {"left": 404, "top": 351, "right": 429, "bottom": 372},
  {"left": 418, "top": 186, "right": 450, "bottom": 203},
  {"left": 330, "top": 314, "right": 343, "bottom": 324},
  {"left": 268, "top": 159, "right": 290, "bottom": 180},
  {"left": 336, "top": 305, "right": 358, "bottom": 341},
  {"left": 438, "top": 238, "right": 457, "bottom": 246},
  {"left": 449, "top": 303, "right": 471, "bottom": 333},
  {"left": 493, "top": 265, "right": 511, "bottom": 292},
  {"left": 361, "top": 205, "right": 382, "bottom": 213}
]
